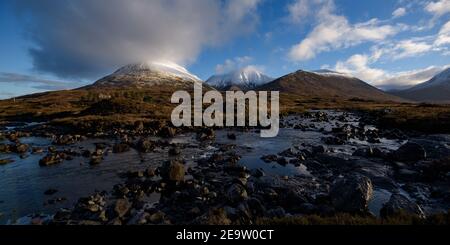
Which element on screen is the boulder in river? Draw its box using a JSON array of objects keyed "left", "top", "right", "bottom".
[
  {"left": 112, "top": 143, "right": 130, "bottom": 153},
  {"left": 114, "top": 198, "right": 131, "bottom": 218},
  {"left": 226, "top": 183, "right": 248, "bottom": 204},
  {"left": 330, "top": 175, "right": 373, "bottom": 213},
  {"left": 380, "top": 193, "right": 425, "bottom": 218},
  {"left": 136, "top": 138, "right": 154, "bottom": 153},
  {"left": 39, "top": 154, "right": 62, "bottom": 166},
  {"left": 160, "top": 159, "right": 185, "bottom": 182},
  {"left": 394, "top": 142, "right": 426, "bottom": 163}
]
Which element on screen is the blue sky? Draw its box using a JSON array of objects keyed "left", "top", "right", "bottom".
[{"left": 0, "top": 0, "right": 449, "bottom": 98}]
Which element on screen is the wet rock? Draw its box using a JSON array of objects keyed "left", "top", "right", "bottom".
[
  {"left": 0, "top": 144, "right": 11, "bottom": 153},
  {"left": 39, "top": 154, "right": 62, "bottom": 166},
  {"left": 32, "top": 147, "right": 44, "bottom": 154},
  {"left": 0, "top": 158, "right": 14, "bottom": 165},
  {"left": 261, "top": 154, "right": 277, "bottom": 163},
  {"left": 394, "top": 142, "right": 426, "bottom": 162},
  {"left": 312, "top": 145, "right": 326, "bottom": 154},
  {"left": 160, "top": 159, "right": 185, "bottom": 182},
  {"left": 380, "top": 193, "right": 425, "bottom": 218},
  {"left": 159, "top": 126, "right": 176, "bottom": 138},
  {"left": 44, "top": 189, "right": 58, "bottom": 195},
  {"left": 353, "top": 147, "right": 383, "bottom": 158},
  {"left": 250, "top": 168, "right": 265, "bottom": 178},
  {"left": 89, "top": 156, "right": 103, "bottom": 165},
  {"left": 112, "top": 143, "right": 130, "bottom": 153},
  {"left": 149, "top": 211, "right": 166, "bottom": 224},
  {"left": 227, "top": 133, "right": 237, "bottom": 140},
  {"left": 12, "top": 143, "right": 29, "bottom": 154},
  {"left": 197, "top": 128, "right": 215, "bottom": 141},
  {"left": 145, "top": 167, "right": 156, "bottom": 177},
  {"left": 48, "top": 146, "right": 57, "bottom": 153},
  {"left": 114, "top": 198, "right": 131, "bottom": 218},
  {"left": 168, "top": 146, "right": 181, "bottom": 156},
  {"left": 195, "top": 208, "right": 231, "bottom": 225},
  {"left": 323, "top": 136, "right": 345, "bottom": 145},
  {"left": 136, "top": 138, "right": 154, "bottom": 153},
  {"left": 226, "top": 183, "right": 248, "bottom": 204},
  {"left": 330, "top": 175, "right": 373, "bottom": 213}
]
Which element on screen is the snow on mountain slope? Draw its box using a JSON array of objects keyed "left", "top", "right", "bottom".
[
  {"left": 113, "top": 61, "right": 201, "bottom": 81},
  {"left": 409, "top": 67, "right": 450, "bottom": 91},
  {"left": 92, "top": 61, "right": 202, "bottom": 88},
  {"left": 206, "top": 66, "right": 273, "bottom": 90}
]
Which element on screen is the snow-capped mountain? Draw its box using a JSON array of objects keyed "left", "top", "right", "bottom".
[
  {"left": 113, "top": 61, "right": 201, "bottom": 81},
  {"left": 392, "top": 67, "right": 450, "bottom": 103},
  {"left": 92, "top": 61, "right": 202, "bottom": 88},
  {"left": 206, "top": 66, "right": 273, "bottom": 90}
]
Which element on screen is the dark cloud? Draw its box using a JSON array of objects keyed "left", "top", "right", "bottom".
[{"left": 13, "top": 0, "right": 261, "bottom": 79}]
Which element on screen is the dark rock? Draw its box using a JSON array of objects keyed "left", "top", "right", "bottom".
[
  {"left": 136, "top": 138, "right": 154, "bottom": 153},
  {"left": 0, "top": 144, "right": 11, "bottom": 153},
  {"left": 261, "top": 154, "right": 277, "bottom": 163},
  {"left": 353, "top": 147, "right": 383, "bottom": 158},
  {"left": 227, "top": 133, "right": 237, "bottom": 140},
  {"left": 380, "top": 193, "right": 425, "bottom": 218},
  {"left": 12, "top": 143, "right": 29, "bottom": 154},
  {"left": 0, "top": 159, "right": 14, "bottom": 165},
  {"left": 160, "top": 159, "right": 185, "bottom": 182},
  {"left": 168, "top": 146, "right": 181, "bottom": 156},
  {"left": 312, "top": 145, "right": 326, "bottom": 154},
  {"left": 330, "top": 175, "right": 373, "bottom": 213},
  {"left": 197, "top": 128, "right": 215, "bottom": 141},
  {"left": 112, "top": 143, "right": 130, "bottom": 153},
  {"left": 250, "top": 168, "right": 265, "bottom": 178},
  {"left": 394, "top": 142, "right": 426, "bottom": 162},
  {"left": 160, "top": 126, "right": 176, "bottom": 138},
  {"left": 226, "top": 183, "right": 248, "bottom": 204},
  {"left": 323, "top": 136, "right": 345, "bottom": 145},
  {"left": 39, "top": 154, "right": 62, "bottom": 166},
  {"left": 114, "top": 198, "right": 131, "bottom": 218},
  {"left": 149, "top": 211, "right": 166, "bottom": 224},
  {"left": 32, "top": 147, "right": 44, "bottom": 154}
]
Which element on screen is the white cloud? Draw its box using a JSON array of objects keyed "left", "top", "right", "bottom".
[
  {"left": 14, "top": 0, "right": 262, "bottom": 79},
  {"left": 425, "top": 0, "right": 450, "bottom": 18},
  {"left": 287, "top": 0, "right": 310, "bottom": 24},
  {"left": 393, "top": 40, "right": 434, "bottom": 59},
  {"left": 333, "top": 52, "right": 448, "bottom": 90},
  {"left": 215, "top": 56, "right": 253, "bottom": 74},
  {"left": 288, "top": 1, "right": 399, "bottom": 61},
  {"left": 392, "top": 7, "right": 406, "bottom": 18},
  {"left": 435, "top": 20, "right": 450, "bottom": 46},
  {"left": 335, "top": 54, "right": 386, "bottom": 83}
]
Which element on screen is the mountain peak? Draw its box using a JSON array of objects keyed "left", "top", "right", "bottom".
[
  {"left": 91, "top": 61, "right": 202, "bottom": 88},
  {"left": 206, "top": 66, "right": 273, "bottom": 90},
  {"left": 113, "top": 61, "right": 201, "bottom": 81}
]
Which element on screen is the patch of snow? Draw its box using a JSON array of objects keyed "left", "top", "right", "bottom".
[{"left": 206, "top": 66, "right": 273, "bottom": 88}]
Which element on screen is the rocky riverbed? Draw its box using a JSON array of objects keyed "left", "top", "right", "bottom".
[{"left": 0, "top": 110, "right": 449, "bottom": 225}]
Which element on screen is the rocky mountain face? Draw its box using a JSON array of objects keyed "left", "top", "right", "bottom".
[{"left": 392, "top": 68, "right": 450, "bottom": 103}]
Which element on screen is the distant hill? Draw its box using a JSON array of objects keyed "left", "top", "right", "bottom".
[{"left": 258, "top": 69, "right": 403, "bottom": 102}]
